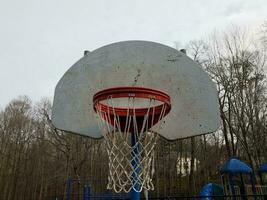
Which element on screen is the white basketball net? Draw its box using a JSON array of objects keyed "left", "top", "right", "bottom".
[{"left": 95, "top": 96, "right": 168, "bottom": 193}]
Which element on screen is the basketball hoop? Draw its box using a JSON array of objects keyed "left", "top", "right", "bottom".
[
  {"left": 93, "top": 86, "right": 171, "bottom": 193},
  {"left": 52, "top": 41, "right": 220, "bottom": 200}
]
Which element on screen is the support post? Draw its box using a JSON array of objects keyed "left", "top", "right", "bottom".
[
  {"left": 240, "top": 173, "right": 246, "bottom": 200},
  {"left": 83, "top": 185, "right": 90, "bottom": 200},
  {"left": 131, "top": 132, "right": 140, "bottom": 200},
  {"left": 249, "top": 173, "right": 257, "bottom": 200},
  {"left": 221, "top": 174, "right": 227, "bottom": 195},
  {"left": 229, "top": 174, "right": 236, "bottom": 200},
  {"left": 88, "top": 186, "right": 91, "bottom": 200},
  {"left": 66, "top": 177, "right": 72, "bottom": 200},
  {"left": 83, "top": 185, "right": 87, "bottom": 200}
]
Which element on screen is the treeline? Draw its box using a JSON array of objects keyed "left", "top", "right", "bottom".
[{"left": 0, "top": 24, "right": 267, "bottom": 200}]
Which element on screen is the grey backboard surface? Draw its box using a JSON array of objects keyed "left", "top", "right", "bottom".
[{"left": 52, "top": 41, "right": 220, "bottom": 140}]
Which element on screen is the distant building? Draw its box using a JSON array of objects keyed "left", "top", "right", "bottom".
[{"left": 176, "top": 157, "right": 199, "bottom": 177}]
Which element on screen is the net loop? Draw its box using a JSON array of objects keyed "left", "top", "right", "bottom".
[{"left": 93, "top": 86, "right": 171, "bottom": 193}]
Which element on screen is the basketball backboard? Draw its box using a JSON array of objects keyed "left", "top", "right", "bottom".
[{"left": 52, "top": 41, "right": 220, "bottom": 140}]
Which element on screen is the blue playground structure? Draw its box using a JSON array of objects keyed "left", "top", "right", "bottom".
[
  {"left": 199, "top": 183, "right": 224, "bottom": 200},
  {"left": 47, "top": 159, "right": 267, "bottom": 199},
  {"left": 220, "top": 158, "right": 257, "bottom": 199},
  {"left": 199, "top": 158, "right": 267, "bottom": 200},
  {"left": 66, "top": 178, "right": 130, "bottom": 200},
  {"left": 67, "top": 157, "right": 267, "bottom": 200}
]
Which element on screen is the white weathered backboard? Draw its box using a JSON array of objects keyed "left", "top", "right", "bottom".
[{"left": 52, "top": 41, "right": 220, "bottom": 140}]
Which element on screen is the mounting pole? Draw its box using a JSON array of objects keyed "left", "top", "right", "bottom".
[{"left": 131, "top": 132, "right": 140, "bottom": 200}]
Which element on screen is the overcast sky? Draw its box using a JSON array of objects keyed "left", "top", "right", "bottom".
[{"left": 0, "top": 0, "right": 267, "bottom": 108}]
